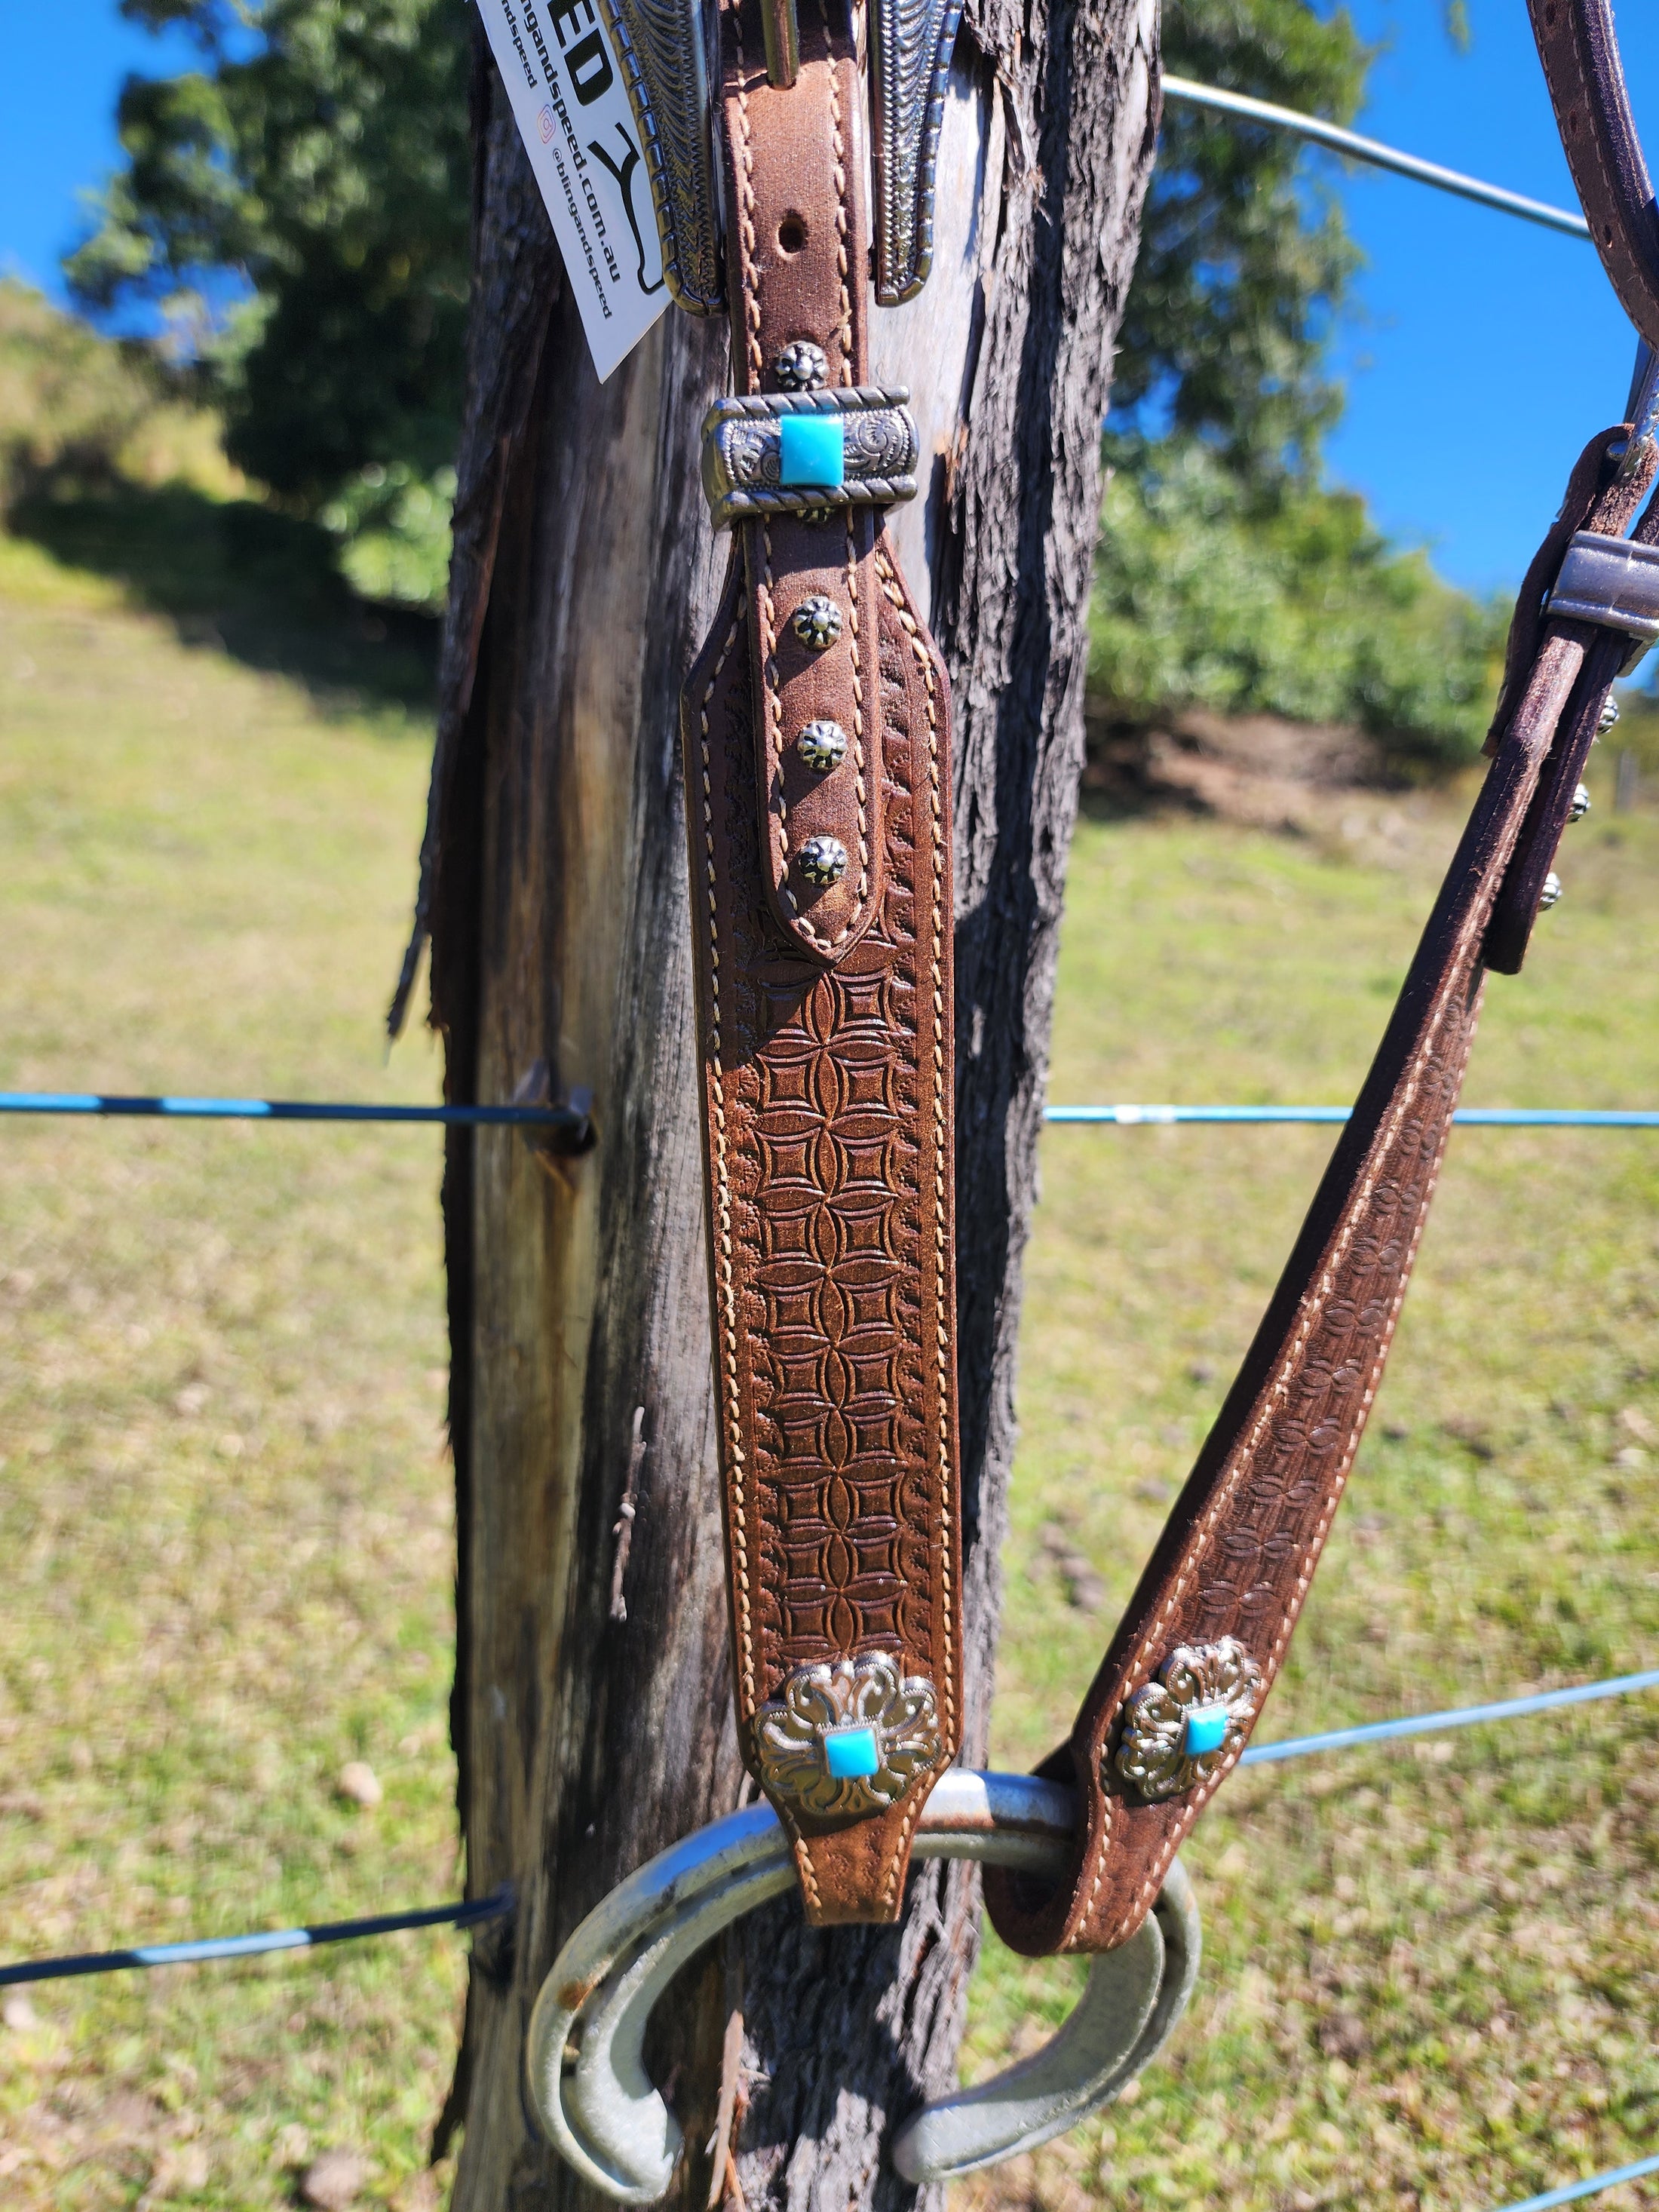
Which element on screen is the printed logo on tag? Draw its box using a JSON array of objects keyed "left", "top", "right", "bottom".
[{"left": 474, "top": 0, "right": 670, "bottom": 382}]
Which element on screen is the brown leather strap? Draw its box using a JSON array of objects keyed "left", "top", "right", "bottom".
[
  {"left": 1484, "top": 426, "right": 1618, "bottom": 758},
  {"left": 680, "top": 0, "right": 961, "bottom": 1925},
  {"left": 1529, "top": 0, "right": 1659, "bottom": 348},
  {"left": 986, "top": 426, "right": 1659, "bottom": 1958}
]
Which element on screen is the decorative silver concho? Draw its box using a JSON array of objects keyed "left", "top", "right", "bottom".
[
  {"left": 756, "top": 1654, "right": 942, "bottom": 1819},
  {"left": 869, "top": 0, "right": 966, "bottom": 302},
  {"left": 791, "top": 595, "right": 843, "bottom": 650},
  {"left": 701, "top": 387, "right": 921, "bottom": 529},
  {"left": 796, "top": 718, "right": 849, "bottom": 772},
  {"left": 796, "top": 833, "right": 849, "bottom": 887},
  {"left": 774, "top": 340, "right": 829, "bottom": 391},
  {"left": 600, "top": 0, "right": 722, "bottom": 311},
  {"left": 1114, "top": 1637, "right": 1262, "bottom": 1802}
]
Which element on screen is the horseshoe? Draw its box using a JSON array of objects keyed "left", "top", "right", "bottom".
[{"left": 525, "top": 1770, "right": 1200, "bottom": 2202}]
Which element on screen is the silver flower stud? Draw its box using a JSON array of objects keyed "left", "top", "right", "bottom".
[
  {"left": 796, "top": 834, "right": 848, "bottom": 887},
  {"left": 774, "top": 339, "right": 829, "bottom": 391},
  {"left": 756, "top": 1654, "right": 941, "bottom": 1818},
  {"left": 796, "top": 719, "right": 848, "bottom": 773},
  {"left": 1114, "top": 1637, "right": 1262, "bottom": 1802},
  {"left": 791, "top": 595, "right": 842, "bottom": 651}
]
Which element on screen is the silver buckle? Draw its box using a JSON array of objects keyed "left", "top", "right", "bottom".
[
  {"left": 1547, "top": 529, "right": 1659, "bottom": 673},
  {"left": 869, "top": 0, "right": 964, "bottom": 301},
  {"left": 607, "top": 0, "right": 965, "bottom": 316}
]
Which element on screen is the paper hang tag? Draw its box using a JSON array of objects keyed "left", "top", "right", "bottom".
[{"left": 474, "top": 0, "right": 671, "bottom": 382}]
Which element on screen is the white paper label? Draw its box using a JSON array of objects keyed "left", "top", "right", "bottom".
[{"left": 474, "top": 0, "right": 670, "bottom": 381}]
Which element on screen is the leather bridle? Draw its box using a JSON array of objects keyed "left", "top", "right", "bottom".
[{"left": 526, "top": 0, "right": 1659, "bottom": 2184}]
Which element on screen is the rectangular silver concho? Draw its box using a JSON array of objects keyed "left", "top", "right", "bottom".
[{"left": 701, "top": 387, "right": 921, "bottom": 531}]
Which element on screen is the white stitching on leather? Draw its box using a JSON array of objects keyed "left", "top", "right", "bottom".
[{"left": 699, "top": 612, "right": 756, "bottom": 1715}]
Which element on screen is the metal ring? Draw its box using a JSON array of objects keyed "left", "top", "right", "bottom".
[{"left": 525, "top": 1770, "right": 1201, "bottom": 2201}]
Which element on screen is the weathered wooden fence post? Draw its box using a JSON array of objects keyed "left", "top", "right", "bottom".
[{"left": 401, "top": 0, "right": 1159, "bottom": 2200}]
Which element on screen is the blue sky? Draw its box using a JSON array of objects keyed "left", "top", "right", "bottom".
[
  {"left": 1325, "top": 0, "right": 1659, "bottom": 594},
  {"left": 1, "top": 0, "right": 1657, "bottom": 593}
]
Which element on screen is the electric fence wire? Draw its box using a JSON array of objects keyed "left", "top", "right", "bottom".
[
  {"left": 1048, "top": 1105, "right": 1659, "bottom": 1128},
  {"left": 0, "top": 72, "right": 1641, "bottom": 2201},
  {"left": 0, "top": 1888, "right": 513, "bottom": 1991},
  {"left": 1161, "top": 75, "right": 1593, "bottom": 239},
  {"left": 4, "top": 1667, "right": 1654, "bottom": 1990},
  {"left": 0, "top": 1090, "right": 588, "bottom": 1131},
  {"left": 4, "top": 1092, "right": 1657, "bottom": 1129},
  {"left": 1489, "top": 2152, "right": 1659, "bottom": 2212}
]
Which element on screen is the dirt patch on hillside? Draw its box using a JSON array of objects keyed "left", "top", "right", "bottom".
[{"left": 1085, "top": 705, "right": 1394, "bottom": 833}]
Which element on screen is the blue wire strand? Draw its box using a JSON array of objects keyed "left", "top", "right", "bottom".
[
  {"left": 1487, "top": 2152, "right": 1659, "bottom": 2212},
  {"left": 0, "top": 1091, "right": 583, "bottom": 1127},
  {"left": 1044, "top": 1105, "right": 1659, "bottom": 1128},
  {"left": 1241, "top": 1667, "right": 1659, "bottom": 1766},
  {"left": 0, "top": 1887, "right": 513, "bottom": 1990},
  {"left": 4, "top": 1094, "right": 1658, "bottom": 1129}
]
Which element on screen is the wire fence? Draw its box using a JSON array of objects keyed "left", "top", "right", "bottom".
[
  {"left": 1493, "top": 2153, "right": 1659, "bottom": 2212},
  {"left": 7, "top": 1667, "right": 1654, "bottom": 1988},
  {"left": 4, "top": 1091, "right": 1657, "bottom": 1131},
  {"left": 0, "top": 1888, "right": 513, "bottom": 1991},
  {"left": 1161, "top": 75, "right": 1592, "bottom": 241},
  {"left": 3, "top": 60, "right": 1652, "bottom": 2212}
]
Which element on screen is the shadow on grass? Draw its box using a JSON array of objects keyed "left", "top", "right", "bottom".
[{"left": 10, "top": 481, "right": 438, "bottom": 719}]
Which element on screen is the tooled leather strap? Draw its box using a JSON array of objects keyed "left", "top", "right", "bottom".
[
  {"left": 1529, "top": 0, "right": 1659, "bottom": 351},
  {"left": 986, "top": 419, "right": 1659, "bottom": 1959},
  {"left": 679, "top": 0, "right": 961, "bottom": 1925}
]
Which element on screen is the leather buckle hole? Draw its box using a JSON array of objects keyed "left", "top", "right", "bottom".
[{"left": 777, "top": 213, "right": 808, "bottom": 256}]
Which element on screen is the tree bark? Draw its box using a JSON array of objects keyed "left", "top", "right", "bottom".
[{"left": 412, "top": 2, "right": 1159, "bottom": 2204}]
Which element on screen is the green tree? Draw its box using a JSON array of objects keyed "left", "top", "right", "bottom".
[
  {"left": 70, "top": 0, "right": 1504, "bottom": 759},
  {"left": 1121, "top": 0, "right": 1366, "bottom": 473},
  {"left": 1092, "top": 1, "right": 1504, "bottom": 764},
  {"left": 68, "top": 0, "right": 471, "bottom": 603}
]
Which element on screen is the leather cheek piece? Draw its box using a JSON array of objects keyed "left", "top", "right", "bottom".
[
  {"left": 681, "top": 541, "right": 961, "bottom": 1928},
  {"left": 677, "top": 0, "right": 964, "bottom": 1928},
  {"left": 986, "top": 433, "right": 1659, "bottom": 1959},
  {"left": 1528, "top": 0, "right": 1659, "bottom": 350}
]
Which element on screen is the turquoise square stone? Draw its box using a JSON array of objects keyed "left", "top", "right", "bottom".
[
  {"left": 778, "top": 414, "right": 845, "bottom": 489},
  {"left": 1182, "top": 1704, "right": 1229, "bottom": 1758},
  {"left": 823, "top": 1724, "right": 881, "bottom": 1780}
]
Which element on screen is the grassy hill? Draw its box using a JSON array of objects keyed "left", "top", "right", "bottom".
[{"left": 2, "top": 466, "right": 1657, "bottom": 2204}]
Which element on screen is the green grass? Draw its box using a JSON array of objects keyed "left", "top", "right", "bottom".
[
  {"left": 0, "top": 530, "right": 456, "bottom": 2209},
  {"left": 2, "top": 528, "right": 1657, "bottom": 2210},
  {"left": 971, "top": 792, "right": 1659, "bottom": 2210}
]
